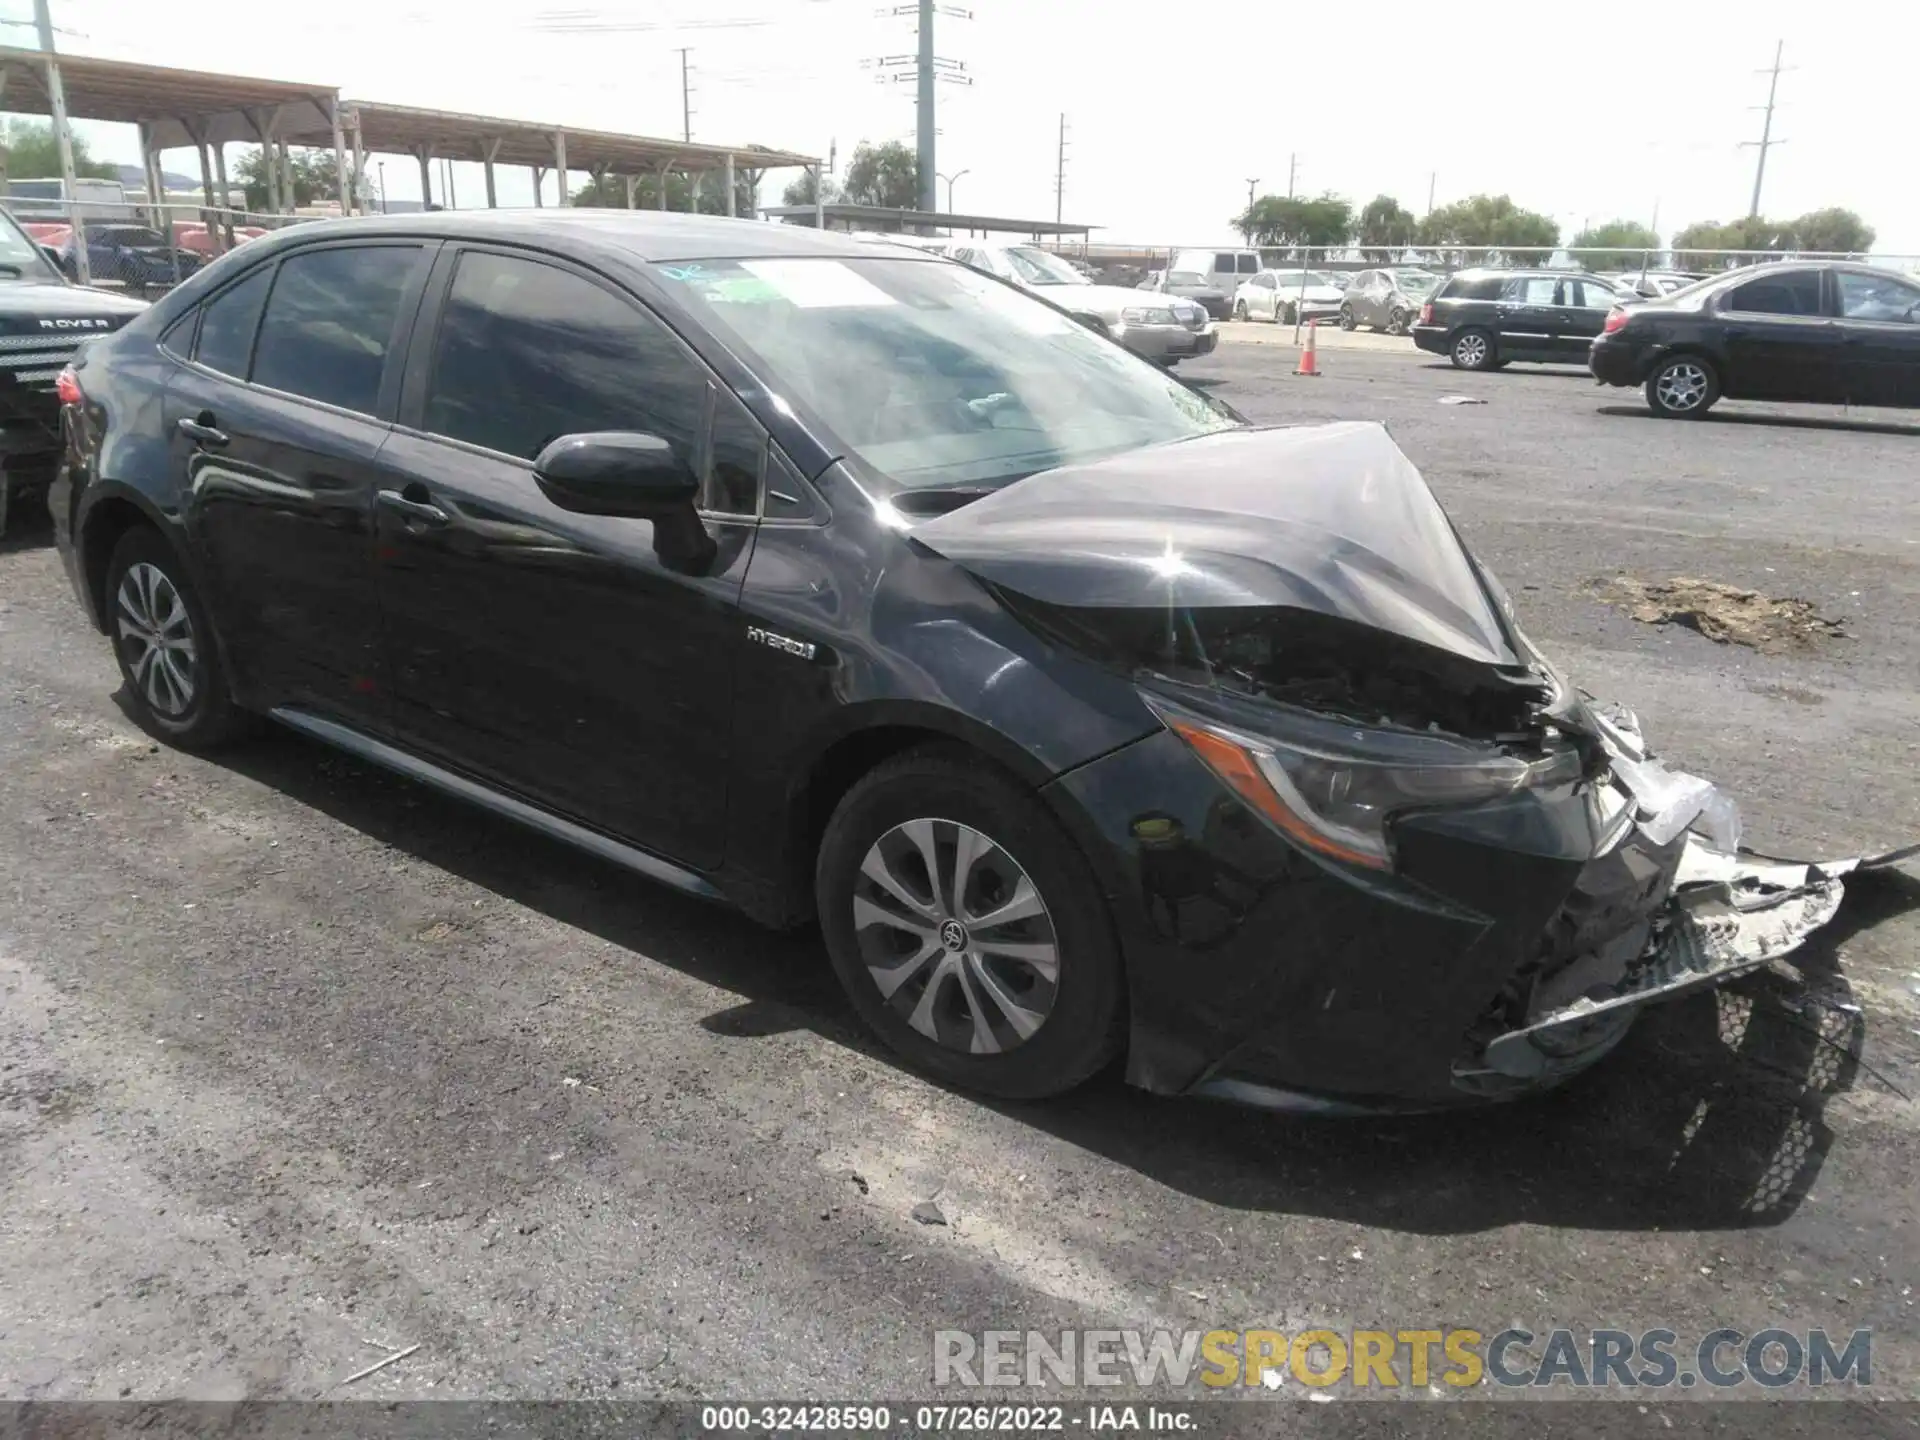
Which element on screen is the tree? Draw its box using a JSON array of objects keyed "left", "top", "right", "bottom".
[
  {"left": 1, "top": 120, "right": 118, "bottom": 182},
  {"left": 1233, "top": 192, "right": 1353, "bottom": 258},
  {"left": 1417, "top": 193, "right": 1559, "bottom": 263},
  {"left": 780, "top": 166, "right": 840, "bottom": 213},
  {"left": 1671, "top": 215, "right": 1795, "bottom": 270},
  {"left": 840, "top": 140, "right": 920, "bottom": 209},
  {"left": 1787, "top": 206, "right": 1875, "bottom": 255},
  {"left": 1570, "top": 219, "right": 1660, "bottom": 270},
  {"left": 232, "top": 145, "right": 342, "bottom": 210},
  {"left": 1356, "top": 194, "right": 1418, "bottom": 251},
  {"left": 571, "top": 168, "right": 758, "bottom": 216}
]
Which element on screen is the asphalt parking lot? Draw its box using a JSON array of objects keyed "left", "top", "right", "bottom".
[{"left": 3, "top": 339, "right": 1918, "bottom": 1414}]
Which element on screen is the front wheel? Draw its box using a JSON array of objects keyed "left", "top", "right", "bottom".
[
  {"left": 816, "top": 747, "right": 1124, "bottom": 1099},
  {"left": 1450, "top": 328, "right": 1496, "bottom": 370},
  {"left": 1337, "top": 305, "right": 1356, "bottom": 331},
  {"left": 1645, "top": 355, "right": 1719, "bottom": 418},
  {"left": 104, "top": 527, "right": 251, "bottom": 749}
]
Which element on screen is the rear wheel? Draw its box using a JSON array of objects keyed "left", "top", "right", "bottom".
[
  {"left": 1645, "top": 355, "right": 1719, "bottom": 418},
  {"left": 1386, "top": 307, "right": 1411, "bottom": 336},
  {"left": 1337, "top": 304, "right": 1356, "bottom": 331},
  {"left": 816, "top": 747, "right": 1124, "bottom": 1099},
  {"left": 104, "top": 527, "right": 251, "bottom": 750},
  {"left": 1450, "top": 327, "right": 1496, "bottom": 370}
]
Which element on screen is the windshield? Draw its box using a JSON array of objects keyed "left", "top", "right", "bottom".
[
  {"left": 1392, "top": 272, "right": 1441, "bottom": 296},
  {"left": 1270, "top": 271, "right": 1333, "bottom": 288},
  {"left": 660, "top": 256, "right": 1235, "bottom": 492},
  {"left": 1167, "top": 271, "right": 1209, "bottom": 287},
  {"left": 1002, "top": 246, "right": 1087, "bottom": 286},
  {"left": 0, "top": 208, "right": 64, "bottom": 281}
]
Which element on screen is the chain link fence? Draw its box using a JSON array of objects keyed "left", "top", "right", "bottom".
[
  {"left": 5, "top": 196, "right": 329, "bottom": 294},
  {"left": 1050, "top": 243, "right": 1920, "bottom": 293}
]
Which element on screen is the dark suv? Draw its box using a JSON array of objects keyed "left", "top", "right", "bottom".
[
  {"left": 0, "top": 205, "right": 147, "bottom": 535},
  {"left": 1413, "top": 268, "right": 1629, "bottom": 370},
  {"left": 49, "top": 212, "right": 1811, "bottom": 1113}
]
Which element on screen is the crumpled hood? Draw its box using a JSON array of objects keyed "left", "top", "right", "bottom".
[{"left": 909, "top": 421, "right": 1517, "bottom": 667}]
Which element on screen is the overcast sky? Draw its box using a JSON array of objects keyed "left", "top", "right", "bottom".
[{"left": 14, "top": 0, "right": 1918, "bottom": 254}]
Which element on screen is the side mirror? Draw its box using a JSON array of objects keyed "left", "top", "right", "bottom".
[{"left": 533, "top": 431, "right": 715, "bottom": 571}]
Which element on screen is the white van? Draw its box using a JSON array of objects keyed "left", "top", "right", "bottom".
[{"left": 1171, "top": 247, "right": 1263, "bottom": 298}]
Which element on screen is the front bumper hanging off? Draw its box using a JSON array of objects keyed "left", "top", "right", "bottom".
[{"left": 1469, "top": 701, "right": 1916, "bottom": 1086}]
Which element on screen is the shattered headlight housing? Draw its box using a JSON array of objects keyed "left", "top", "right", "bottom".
[{"left": 1145, "top": 691, "right": 1582, "bottom": 871}]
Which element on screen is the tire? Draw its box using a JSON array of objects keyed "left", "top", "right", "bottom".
[
  {"left": 1386, "top": 308, "right": 1410, "bottom": 336},
  {"left": 1450, "top": 327, "right": 1496, "bottom": 370},
  {"left": 1645, "top": 354, "right": 1719, "bottom": 419},
  {"left": 1337, "top": 305, "right": 1356, "bottom": 331},
  {"left": 103, "top": 527, "right": 251, "bottom": 750},
  {"left": 1232, "top": 300, "right": 1248, "bottom": 321},
  {"left": 816, "top": 746, "right": 1124, "bottom": 1099},
  {"left": 1280, "top": 301, "right": 1297, "bottom": 326}
]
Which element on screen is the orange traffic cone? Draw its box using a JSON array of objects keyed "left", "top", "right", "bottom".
[{"left": 1294, "top": 319, "right": 1322, "bottom": 377}]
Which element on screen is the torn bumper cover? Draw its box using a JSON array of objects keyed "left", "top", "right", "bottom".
[{"left": 1466, "top": 703, "right": 1915, "bottom": 1088}]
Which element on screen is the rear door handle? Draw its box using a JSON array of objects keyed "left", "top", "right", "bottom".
[
  {"left": 377, "top": 488, "right": 450, "bottom": 527},
  {"left": 176, "top": 415, "right": 228, "bottom": 447}
]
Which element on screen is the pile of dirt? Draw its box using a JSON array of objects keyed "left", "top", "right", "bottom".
[{"left": 1597, "top": 576, "right": 1847, "bottom": 653}]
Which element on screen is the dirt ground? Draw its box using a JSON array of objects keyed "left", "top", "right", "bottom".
[{"left": 2, "top": 344, "right": 1917, "bottom": 1418}]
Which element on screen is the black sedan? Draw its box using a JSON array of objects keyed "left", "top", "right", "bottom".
[
  {"left": 48, "top": 212, "right": 1855, "bottom": 1113},
  {"left": 1591, "top": 261, "right": 1920, "bottom": 417}
]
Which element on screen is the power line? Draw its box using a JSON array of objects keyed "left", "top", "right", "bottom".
[{"left": 1742, "top": 39, "right": 1790, "bottom": 219}]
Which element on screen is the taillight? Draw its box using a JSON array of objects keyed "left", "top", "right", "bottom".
[
  {"left": 1602, "top": 307, "right": 1629, "bottom": 335},
  {"left": 55, "top": 366, "right": 82, "bottom": 406},
  {"left": 1418, "top": 302, "right": 1433, "bottom": 326}
]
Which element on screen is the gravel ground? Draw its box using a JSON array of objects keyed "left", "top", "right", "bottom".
[{"left": 2, "top": 346, "right": 1918, "bottom": 1418}]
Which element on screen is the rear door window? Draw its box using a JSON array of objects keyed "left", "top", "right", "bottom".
[
  {"left": 251, "top": 245, "right": 428, "bottom": 413},
  {"left": 1574, "top": 279, "right": 1620, "bottom": 309},
  {"left": 1444, "top": 275, "right": 1506, "bottom": 301},
  {"left": 1237, "top": 253, "right": 1260, "bottom": 274},
  {"left": 191, "top": 266, "right": 271, "bottom": 378},
  {"left": 1507, "top": 277, "right": 1559, "bottom": 304},
  {"left": 421, "top": 249, "right": 706, "bottom": 471},
  {"left": 1725, "top": 269, "right": 1825, "bottom": 317},
  {"left": 1836, "top": 271, "right": 1920, "bottom": 323}
]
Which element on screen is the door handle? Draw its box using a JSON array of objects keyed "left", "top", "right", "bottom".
[
  {"left": 176, "top": 414, "right": 228, "bottom": 447},
  {"left": 377, "top": 488, "right": 450, "bottom": 527}
]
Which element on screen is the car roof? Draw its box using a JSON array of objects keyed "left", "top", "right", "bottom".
[{"left": 226, "top": 209, "right": 918, "bottom": 265}]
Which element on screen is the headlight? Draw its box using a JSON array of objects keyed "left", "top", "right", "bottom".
[
  {"left": 1145, "top": 691, "right": 1579, "bottom": 870},
  {"left": 1120, "top": 306, "right": 1176, "bottom": 325}
]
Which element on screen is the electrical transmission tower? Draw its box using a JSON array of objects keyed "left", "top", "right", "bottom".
[{"left": 869, "top": 1, "right": 973, "bottom": 211}]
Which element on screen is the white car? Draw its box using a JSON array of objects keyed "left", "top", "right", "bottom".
[
  {"left": 1234, "top": 269, "right": 1346, "bottom": 325},
  {"left": 934, "top": 241, "right": 1218, "bottom": 366}
]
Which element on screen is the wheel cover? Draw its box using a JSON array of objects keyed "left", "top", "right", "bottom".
[
  {"left": 1656, "top": 361, "right": 1708, "bottom": 411},
  {"left": 852, "top": 818, "right": 1060, "bottom": 1056},
  {"left": 115, "top": 561, "right": 196, "bottom": 717},
  {"left": 1456, "top": 333, "right": 1487, "bottom": 366}
]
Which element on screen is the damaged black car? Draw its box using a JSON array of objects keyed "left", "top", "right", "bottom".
[{"left": 51, "top": 214, "right": 1893, "bottom": 1112}]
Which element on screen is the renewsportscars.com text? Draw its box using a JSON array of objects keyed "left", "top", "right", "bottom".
[{"left": 934, "top": 1327, "right": 1872, "bottom": 1390}]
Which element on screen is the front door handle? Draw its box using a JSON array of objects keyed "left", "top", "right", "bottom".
[
  {"left": 377, "top": 487, "right": 450, "bottom": 527},
  {"left": 176, "top": 413, "right": 227, "bottom": 447}
]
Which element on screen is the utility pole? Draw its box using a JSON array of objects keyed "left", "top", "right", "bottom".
[
  {"left": 916, "top": 0, "right": 936, "bottom": 211},
  {"left": 33, "top": 0, "right": 89, "bottom": 285},
  {"left": 1426, "top": 171, "right": 1436, "bottom": 216},
  {"left": 1287, "top": 152, "right": 1297, "bottom": 200},
  {"left": 1245, "top": 177, "right": 1259, "bottom": 210},
  {"left": 1055, "top": 114, "right": 1068, "bottom": 227},
  {"left": 677, "top": 47, "right": 694, "bottom": 143},
  {"left": 1744, "top": 40, "right": 1787, "bottom": 219}
]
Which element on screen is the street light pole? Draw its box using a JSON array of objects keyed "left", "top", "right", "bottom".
[
  {"left": 33, "top": 0, "right": 89, "bottom": 285},
  {"left": 936, "top": 168, "right": 968, "bottom": 212}
]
